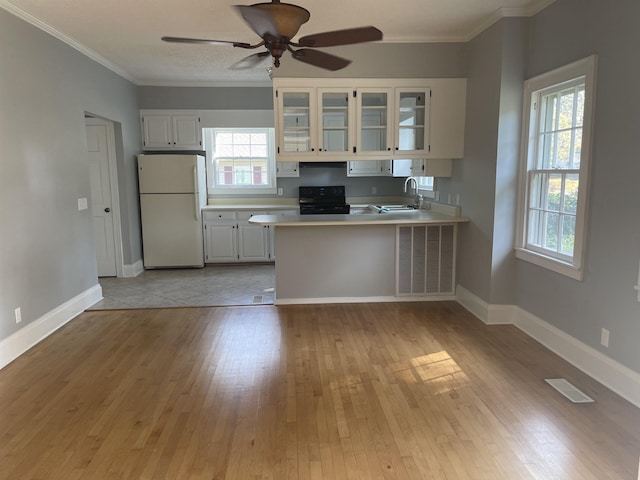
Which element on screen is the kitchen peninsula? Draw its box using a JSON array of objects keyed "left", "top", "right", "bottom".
[{"left": 249, "top": 205, "right": 469, "bottom": 304}]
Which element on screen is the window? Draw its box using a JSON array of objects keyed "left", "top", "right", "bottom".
[
  {"left": 417, "top": 176, "right": 434, "bottom": 192},
  {"left": 516, "top": 56, "right": 597, "bottom": 280},
  {"left": 204, "top": 128, "right": 276, "bottom": 195}
]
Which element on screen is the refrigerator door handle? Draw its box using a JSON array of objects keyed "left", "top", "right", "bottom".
[{"left": 193, "top": 166, "right": 200, "bottom": 221}]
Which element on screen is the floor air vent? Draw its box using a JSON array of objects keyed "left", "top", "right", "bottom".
[{"left": 545, "top": 378, "right": 594, "bottom": 403}]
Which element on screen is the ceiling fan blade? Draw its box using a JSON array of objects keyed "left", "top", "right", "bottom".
[
  {"left": 162, "top": 36, "right": 253, "bottom": 48},
  {"left": 291, "top": 48, "right": 351, "bottom": 71},
  {"left": 230, "top": 51, "right": 272, "bottom": 70},
  {"left": 297, "top": 26, "right": 383, "bottom": 47},
  {"left": 235, "top": 3, "right": 310, "bottom": 39}
]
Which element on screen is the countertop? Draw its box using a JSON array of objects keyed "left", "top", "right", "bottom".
[{"left": 248, "top": 210, "right": 469, "bottom": 226}]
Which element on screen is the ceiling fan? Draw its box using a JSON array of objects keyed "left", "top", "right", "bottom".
[{"left": 162, "top": 0, "right": 383, "bottom": 71}]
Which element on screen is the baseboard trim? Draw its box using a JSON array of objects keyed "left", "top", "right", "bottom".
[
  {"left": 0, "top": 284, "right": 103, "bottom": 370},
  {"left": 456, "top": 285, "right": 515, "bottom": 324},
  {"left": 455, "top": 284, "right": 640, "bottom": 408},
  {"left": 275, "top": 294, "right": 456, "bottom": 305},
  {"left": 122, "top": 260, "right": 143, "bottom": 278},
  {"left": 513, "top": 307, "right": 640, "bottom": 408}
]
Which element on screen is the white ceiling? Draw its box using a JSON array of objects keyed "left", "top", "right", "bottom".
[{"left": 1, "top": 0, "right": 554, "bottom": 86}]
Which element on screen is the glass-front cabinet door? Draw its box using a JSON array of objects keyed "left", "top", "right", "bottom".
[
  {"left": 356, "top": 88, "right": 393, "bottom": 156},
  {"left": 275, "top": 88, "right": 317, "bottom": 156},
  {"left": 394, "top": 88, "right": 431, "bottom": 156},
  {"left": 318, "top": 89, "right": 352, "bottom": 155}
]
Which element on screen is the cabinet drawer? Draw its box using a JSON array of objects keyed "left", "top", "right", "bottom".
[
  {"left": 237, "top": 210, "right": 270, "bottom": 221},
  {"left": 203, "top": 211, "right": 236, "bottom": 221}
]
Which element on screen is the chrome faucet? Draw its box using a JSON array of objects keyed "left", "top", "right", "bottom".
[
  {"left": 404, "top": 176, "right": 422, "bottom": 209},
  {"left": 404, "top": 176, "right": 418, "bottom": 193}
]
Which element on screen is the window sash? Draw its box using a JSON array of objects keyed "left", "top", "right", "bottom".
[{"left": 525, "top": 169, "right": 579, "bottom": 261}]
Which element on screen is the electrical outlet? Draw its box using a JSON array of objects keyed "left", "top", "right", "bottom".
[
  {"left": 277, "top": 187, "right": 283, "bottom": 196},
  {"left": 14, "top": 307, "right": 22, "bottom": 324},
  {"left": 371, "top": 186, "right": 377, "bottom": 194},
  {"left": 600, "top": 328, "right": 610, "bottom": 347}
]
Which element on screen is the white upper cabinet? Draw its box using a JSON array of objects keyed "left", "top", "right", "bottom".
[
  {"left": 274, "top": 88, "right": 317, "bottom": 157},
  {"left": 276, "top": 161, "right": 299, "bottom": 177},
  {"left": 427, "top": 79, "right": 466, "bottom": 159},
  {"left": 347, "top": 160, "right": 391, "bottom": 177},
  {"left": 394, "top": 88, "right": 430, "bottom": 156},
  {"left": 356, "top": 88, "right": 394, "bottom": 156},
  {"left": 141, "top": 110, "right": 202, "bottom": 150},
  {"left": 273, "top": 78, "right": 467, "bottom": 162},
  {"left": 318, "top": 88, "right": 354, "bottom": 156}
]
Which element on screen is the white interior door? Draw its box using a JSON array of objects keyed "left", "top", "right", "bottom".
[{"left": 86, "top": 118, "right": 117, "bottom": 277}]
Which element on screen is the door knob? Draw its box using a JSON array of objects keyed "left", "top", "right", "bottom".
[{"left": 104, "top": 208, "right": 111, "bottom": 213}]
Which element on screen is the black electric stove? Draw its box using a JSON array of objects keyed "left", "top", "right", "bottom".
[{"left": 299, "top": 186, "right": 350, "bottom": 215}]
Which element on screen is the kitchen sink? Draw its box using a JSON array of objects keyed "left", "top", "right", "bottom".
[{"left": 369, "top": 204, "right": 417, "bottom": 213}]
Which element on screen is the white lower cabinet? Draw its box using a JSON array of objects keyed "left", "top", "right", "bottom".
[
  {"left": 396, "top": 224, "right": 456, "bottom": 295},
  {"left": 237, "top": 212, "right": 270, "bottom": 261},
  {"left": 204, "top": 209, "right": 297, "bottom": 263},
  {"left": 203, "top": 212, "right": 237, "bottom": 263}
]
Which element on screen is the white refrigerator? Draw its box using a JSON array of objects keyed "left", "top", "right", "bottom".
[{"left": 138, "top": 154, "right": 207, "bottom": 268}]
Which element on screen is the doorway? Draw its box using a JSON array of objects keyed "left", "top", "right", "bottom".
[{"left": 85, "top": 116, "right": 124, "bottom": 277}]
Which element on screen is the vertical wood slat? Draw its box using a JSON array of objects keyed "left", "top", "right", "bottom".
[
  {"left": 412, "top": 225, "right": 426, "bottom": 293},
  {"left": 397, "top": 226, "right": 412, "bottom": 294},
  {"left": 426, "top": 225, "right": 441, "bottom": 293},
  {"left": 396, "top": 224, "right": 456, "bottom": 296}
]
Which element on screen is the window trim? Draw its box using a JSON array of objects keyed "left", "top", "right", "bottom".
[
  {"left": 204, "top": 127, "right": 277, "bottom": 196},
  {"left": 515, "top": 55, "right": 597, "bottom": 281}
]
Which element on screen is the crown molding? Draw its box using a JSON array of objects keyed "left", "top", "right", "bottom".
[{"left": 464, "top": 0, "right": 556, "bottom": 42}]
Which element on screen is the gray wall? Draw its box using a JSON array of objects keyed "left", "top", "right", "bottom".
[
  {"left": 516, "top": 0, "right": 640, "bottom": 371},
  {"left": 0, "top": 9, "right": 141, "bottom": 341},
  {"left": 273, "top": 42, "right": 468, "bottom": 79},
  {"left": 277, "top": 165, "right": 407, "bottom": 200},
  {"left": 438, "top": 18, "right": 525, "bottom": 306},
  {"left": 275, "top": 225, "right": 396, "bottom": 299},
  {"left": 442, "top": 22, "right": 504, "bottom": 303},
  {"left": 138, "top": 86, "right": 273, "bottom": 110},
  {"left": 489, "top": 19, "right": 527, "bottom": 305}
]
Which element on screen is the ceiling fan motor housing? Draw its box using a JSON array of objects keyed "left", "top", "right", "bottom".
[{"left": 245, "top": 1, "right": 310, "bottom": 39}]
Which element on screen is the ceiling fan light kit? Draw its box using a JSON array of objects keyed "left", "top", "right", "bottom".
[{"left": 162, "top": 0, "right": 382, "bottom": 71}]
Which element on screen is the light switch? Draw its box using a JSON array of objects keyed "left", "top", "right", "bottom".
[{"left": 78, "top": 198, "right": 88, "bottom": 210}]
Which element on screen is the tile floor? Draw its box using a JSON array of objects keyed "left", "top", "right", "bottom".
[{"left": 89, "top": 264, "right": 275, "bottom": 310}]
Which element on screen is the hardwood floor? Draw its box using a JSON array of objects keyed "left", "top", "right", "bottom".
[{"left": 1, "top": 302, "right": 638, "bottom": 479}]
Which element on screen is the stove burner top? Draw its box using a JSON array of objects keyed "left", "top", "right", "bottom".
[{"left": 299, "top": 186, "right": 350, "bottom": 215}]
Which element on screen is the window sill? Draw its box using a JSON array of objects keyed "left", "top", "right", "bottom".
[{"left": 515, "top": 247, "right": 583, "bottom": 281}]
